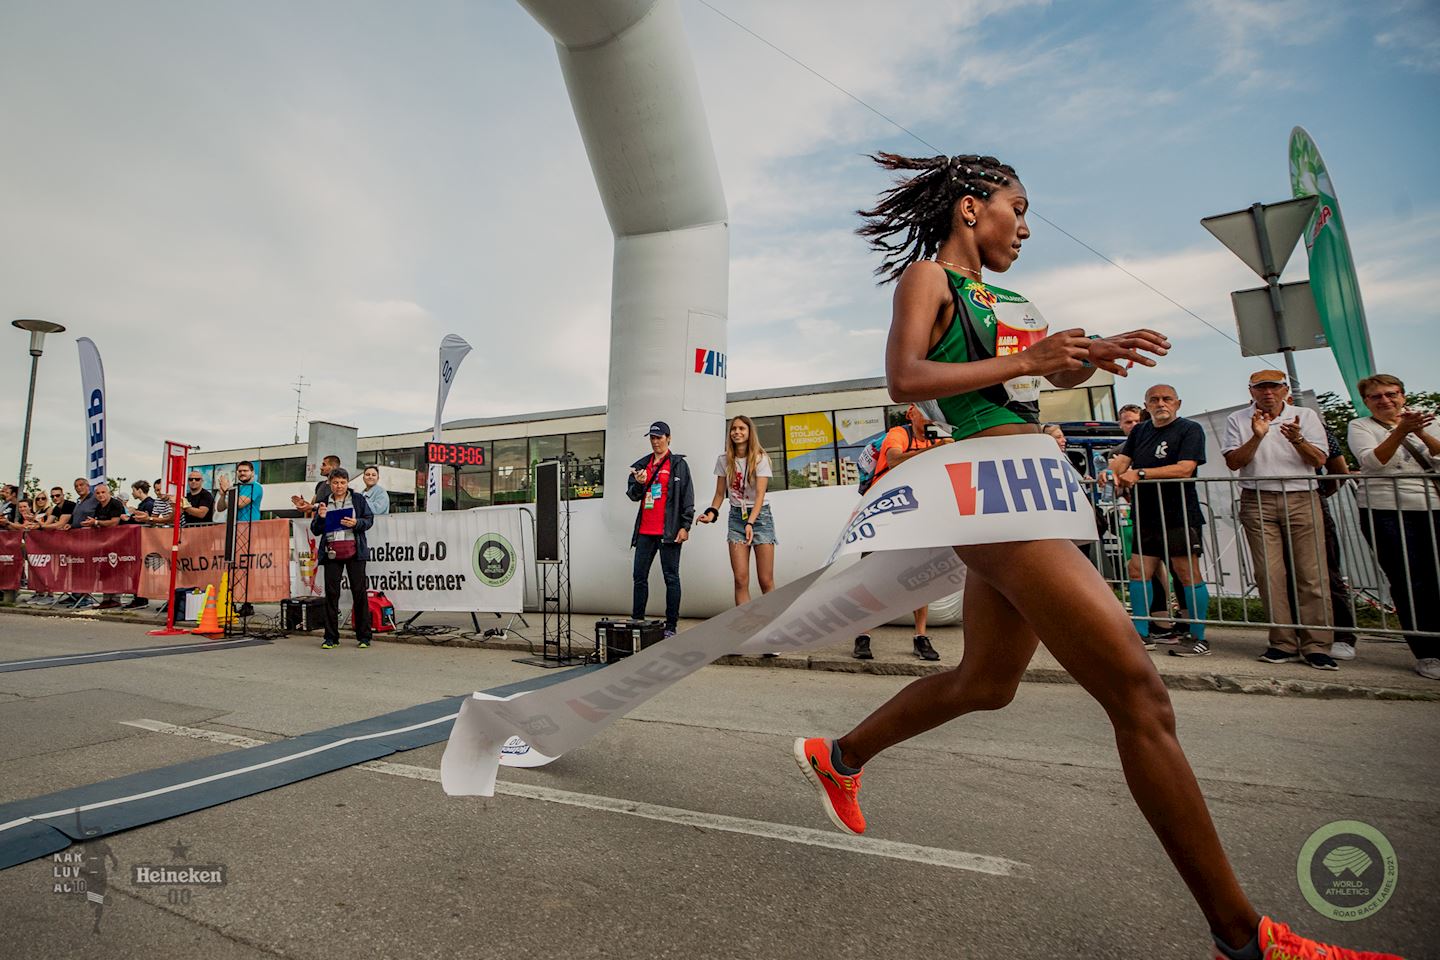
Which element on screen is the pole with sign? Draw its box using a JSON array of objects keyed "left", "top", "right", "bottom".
[
  {"left": 148, "top": 441, "right": 191, "bottom": 637},
  {"left": 1201, "top": 194, "right": 1319, "bottom": 398}
]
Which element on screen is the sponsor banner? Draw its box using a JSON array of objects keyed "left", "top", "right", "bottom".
[
  {"left": 290, "top": 509, "right": 525, "bottom": 613},
  {"left": 1289, "top": 127, "right": 1376, "bottom": 413},
  {"left": 137, "top": 520, "right": 291, "bottom": 601},
  {"left": 24, "top": 528, "right": 142, "bottom": 595},
  {"left": 441, "top": 433, "right": 1094, "bottom": 796},
  {"left": 835, "top": 407, "right": 885, "bottom": 446},
  {"left": 77, "top": 337, "right": 108, "bottom": 488},
  {"left": 0, "top": 531, "right": 23, "bottom": 590},
  {"left": 428, "top": 334, "right": 473, "bottom": 513}
]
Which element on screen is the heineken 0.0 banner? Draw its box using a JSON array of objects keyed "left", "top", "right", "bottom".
[
  {"left": 1290, "top": 127, "right": 1375, "bottom": 413},
  {"left": 292, "top": 508, "right": 525, "bottom": 613}
]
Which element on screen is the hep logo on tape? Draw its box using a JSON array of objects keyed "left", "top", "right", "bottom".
[{"left": 947, "top": 457, "right": 1083, "bottom": 516}]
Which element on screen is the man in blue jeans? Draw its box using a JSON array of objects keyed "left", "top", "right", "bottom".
[{"left": 627, "top": 421, "right": 694, "bottom": 638}]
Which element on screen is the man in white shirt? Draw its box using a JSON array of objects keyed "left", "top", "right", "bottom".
[{"left": 1222, "top": 370, "right": 1336, "bottom": 669}]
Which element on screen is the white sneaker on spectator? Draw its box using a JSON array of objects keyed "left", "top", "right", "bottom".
[
  {"left": 1416, "top": 658, "right": 1440, "bottom": 680},
  {"left": 1331, "top": 641, "right": 1356, "bottom": 661}
]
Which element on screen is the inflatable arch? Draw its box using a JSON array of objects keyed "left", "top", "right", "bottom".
[{"left": 518, "top": 0, "right": 962, "bottom": 623}]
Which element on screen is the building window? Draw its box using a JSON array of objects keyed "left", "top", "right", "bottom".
[
  {"left": 751, "top": 415, "right": 786, "bottom": 490},
  {"left": 784, "top": 411, "right": 838, "bottom": 488},
  {"left": 261, "top": 457, "right": 305, "bottom": 484},
  {"left": 1089, "top": 386, "right": 1116, "bottom": 420},
  {"left": 493, "top": 438, "right": 530, "bottom": 504},
  {"left": 566, "top": 431, "right": 604, "bottom": 499},
  {"left": 835, "top": 407, "right": 885, "bottom": 487},
  {"left": 1038, "top": 387, "right": 1093, "bottom": 424},
  {"left": 456, "top": 464, "right": 491, "bottom": 509}
]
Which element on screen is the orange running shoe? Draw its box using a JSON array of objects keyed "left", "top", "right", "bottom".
[
  {"left": 1212, "top": 916, "right": 1406, "bottom": 959},
  {"left": 793, "top": 737, "right": 865, "bottom": 835}
]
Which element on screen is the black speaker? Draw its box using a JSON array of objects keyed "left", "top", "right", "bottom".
[
  {"left": 281, "top": 596, "right": 326, "bottom": 632},
  {"left": 535, "top": 460, "right": 560, "bottom": 563},
  {"left": 597, "top": 618, "right": 664, "bottom": 663}
]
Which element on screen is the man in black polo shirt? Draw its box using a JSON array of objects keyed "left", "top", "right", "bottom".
[
  {"left": 1112, "top": 384, "right": 1211, "bottom": 656},
  {"left": 181, "top": 472, "right": 215, "bottom": 525}
]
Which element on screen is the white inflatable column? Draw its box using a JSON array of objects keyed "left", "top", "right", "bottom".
[{"left": 519, "top": 0, "right": 729, "bottom": 536}]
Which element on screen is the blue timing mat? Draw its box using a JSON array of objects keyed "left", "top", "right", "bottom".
[
  {"left": 0, "top": 663, "right": 600, "bottom": 870},
  {"left": 0, "top": 637, "right": 271, "bottom": 673}
]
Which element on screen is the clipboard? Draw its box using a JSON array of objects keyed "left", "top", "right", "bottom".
[{"left": 323, "top": 507, "right": 354, "bottom": 533}]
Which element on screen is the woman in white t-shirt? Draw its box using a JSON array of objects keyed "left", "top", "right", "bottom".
[
  {"left": 696, "top": 415, "right": 777, "bottom": 606},
  {"left": 1347, "top": 373, "right": 1440, "bottom": 679}
]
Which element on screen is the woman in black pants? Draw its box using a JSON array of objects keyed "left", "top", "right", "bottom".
[
  {"left": 310, "top": 467, "right": 374, "bottom": 649},
  {"left": 1348, "top": 373, "right": 1440, "bottom": 679}
]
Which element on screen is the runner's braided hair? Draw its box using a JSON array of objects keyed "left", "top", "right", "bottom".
[{"left": 856, "top": 152, "right": 1018, "bottom": 284}]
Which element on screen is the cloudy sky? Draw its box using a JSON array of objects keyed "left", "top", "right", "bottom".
[{"left": 2, "top": 0, "right": 1437, "bottom": 491}]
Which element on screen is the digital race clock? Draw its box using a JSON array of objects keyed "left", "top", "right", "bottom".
[{"left": 425, "top": 441, "right": 487, "bottom": 467}]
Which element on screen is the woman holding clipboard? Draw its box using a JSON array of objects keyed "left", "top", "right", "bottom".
[{"left": 310, "top": 467, "right": 375, "bottom": 650}]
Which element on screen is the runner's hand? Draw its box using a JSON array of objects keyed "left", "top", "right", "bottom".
[
  {"left": 1020, "top": 329, "right": 1092, "bottom": 376},
  {"left": 1087, "top": 329, "right": 1169, "bottom": 376}
]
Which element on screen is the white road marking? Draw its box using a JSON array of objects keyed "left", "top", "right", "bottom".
[{"left": 119, "top": 719, "right": 1029, "bottom": 877}]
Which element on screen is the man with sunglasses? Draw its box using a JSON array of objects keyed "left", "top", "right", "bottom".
[{"left": 180, "top": 473, "right": 215, "bottom": 526}]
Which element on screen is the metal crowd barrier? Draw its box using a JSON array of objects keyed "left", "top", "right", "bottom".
[{"left": 1083, "top": 471, "right": 1440, "bottom": 640}]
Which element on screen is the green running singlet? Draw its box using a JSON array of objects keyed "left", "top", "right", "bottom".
[{"left": 925, "top": 268, "right": 1044, "bottom": 439}]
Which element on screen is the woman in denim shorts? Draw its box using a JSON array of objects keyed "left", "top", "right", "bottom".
[{"left": 696, "top": 415, "right": 777, "bottom": 606}]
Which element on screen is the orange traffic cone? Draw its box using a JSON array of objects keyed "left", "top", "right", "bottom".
[{"left": 191, "top": 584, "right": 224, "bottom": 637}]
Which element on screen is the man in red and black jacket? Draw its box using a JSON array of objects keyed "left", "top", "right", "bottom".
[{"left": 627, "top": 421, "right": 695, "bottom": 638}]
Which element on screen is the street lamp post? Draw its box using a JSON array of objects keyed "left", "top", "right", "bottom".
[{"left": 12, "top": 319, "right": 66, "bottom": 497}]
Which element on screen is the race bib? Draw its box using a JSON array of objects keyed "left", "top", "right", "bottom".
[{"left": 992, "top": 301, "right": 1049, "bottom": 403}]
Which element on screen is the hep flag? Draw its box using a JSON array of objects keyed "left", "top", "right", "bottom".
[{"left": 77, "top": 337, "right": 107, "bottom": 488}]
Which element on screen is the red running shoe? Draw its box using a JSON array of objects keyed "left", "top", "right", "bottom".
[
  {"left": 793, "top": 737, "right": 865, "bottom": 835},
  {"left": 1213, "top": 916, "right": 1406, "bottom": 959}
]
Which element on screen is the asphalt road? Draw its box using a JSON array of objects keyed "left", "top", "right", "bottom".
[{"left": 0, "top": 614, "right": 1435, "bottom": 959}]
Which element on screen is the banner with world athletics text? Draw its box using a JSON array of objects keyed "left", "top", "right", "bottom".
[
  {"left": 137, "top": 520, "right": 292, "bottom": 602},
  {"left": 442, "top": 433, "right": 1095, "bottom": 796}
]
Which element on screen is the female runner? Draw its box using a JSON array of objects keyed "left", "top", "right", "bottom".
[
  {"left": 696, "top": 415, "right": 777, "bottom": 606},
  {"left": 795, "top": 152, "right": 1401, "bottom": 960}
]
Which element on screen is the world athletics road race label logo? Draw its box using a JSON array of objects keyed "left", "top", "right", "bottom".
[
  {"left": 1296, "top": 820, "right": 1398, "bottom": 922},
  {"left": 474, "top": 534, "right": 516, "bottom": 588}
]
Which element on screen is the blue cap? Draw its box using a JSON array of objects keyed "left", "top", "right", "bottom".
[{"left": 646, "top": 421, "right": 670, "bottom": 438}]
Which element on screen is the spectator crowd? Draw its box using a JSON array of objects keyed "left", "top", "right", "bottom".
[
  {"left": 1, "top": 456, "right": 390, "bottom": 614},
  {"left": 2, "top": 382, "right": 1435, "bottom": 684}
]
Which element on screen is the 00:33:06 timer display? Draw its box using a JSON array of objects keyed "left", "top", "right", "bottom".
[{"left": 425, "top": 441, "right": 487, "bottom": 466}]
